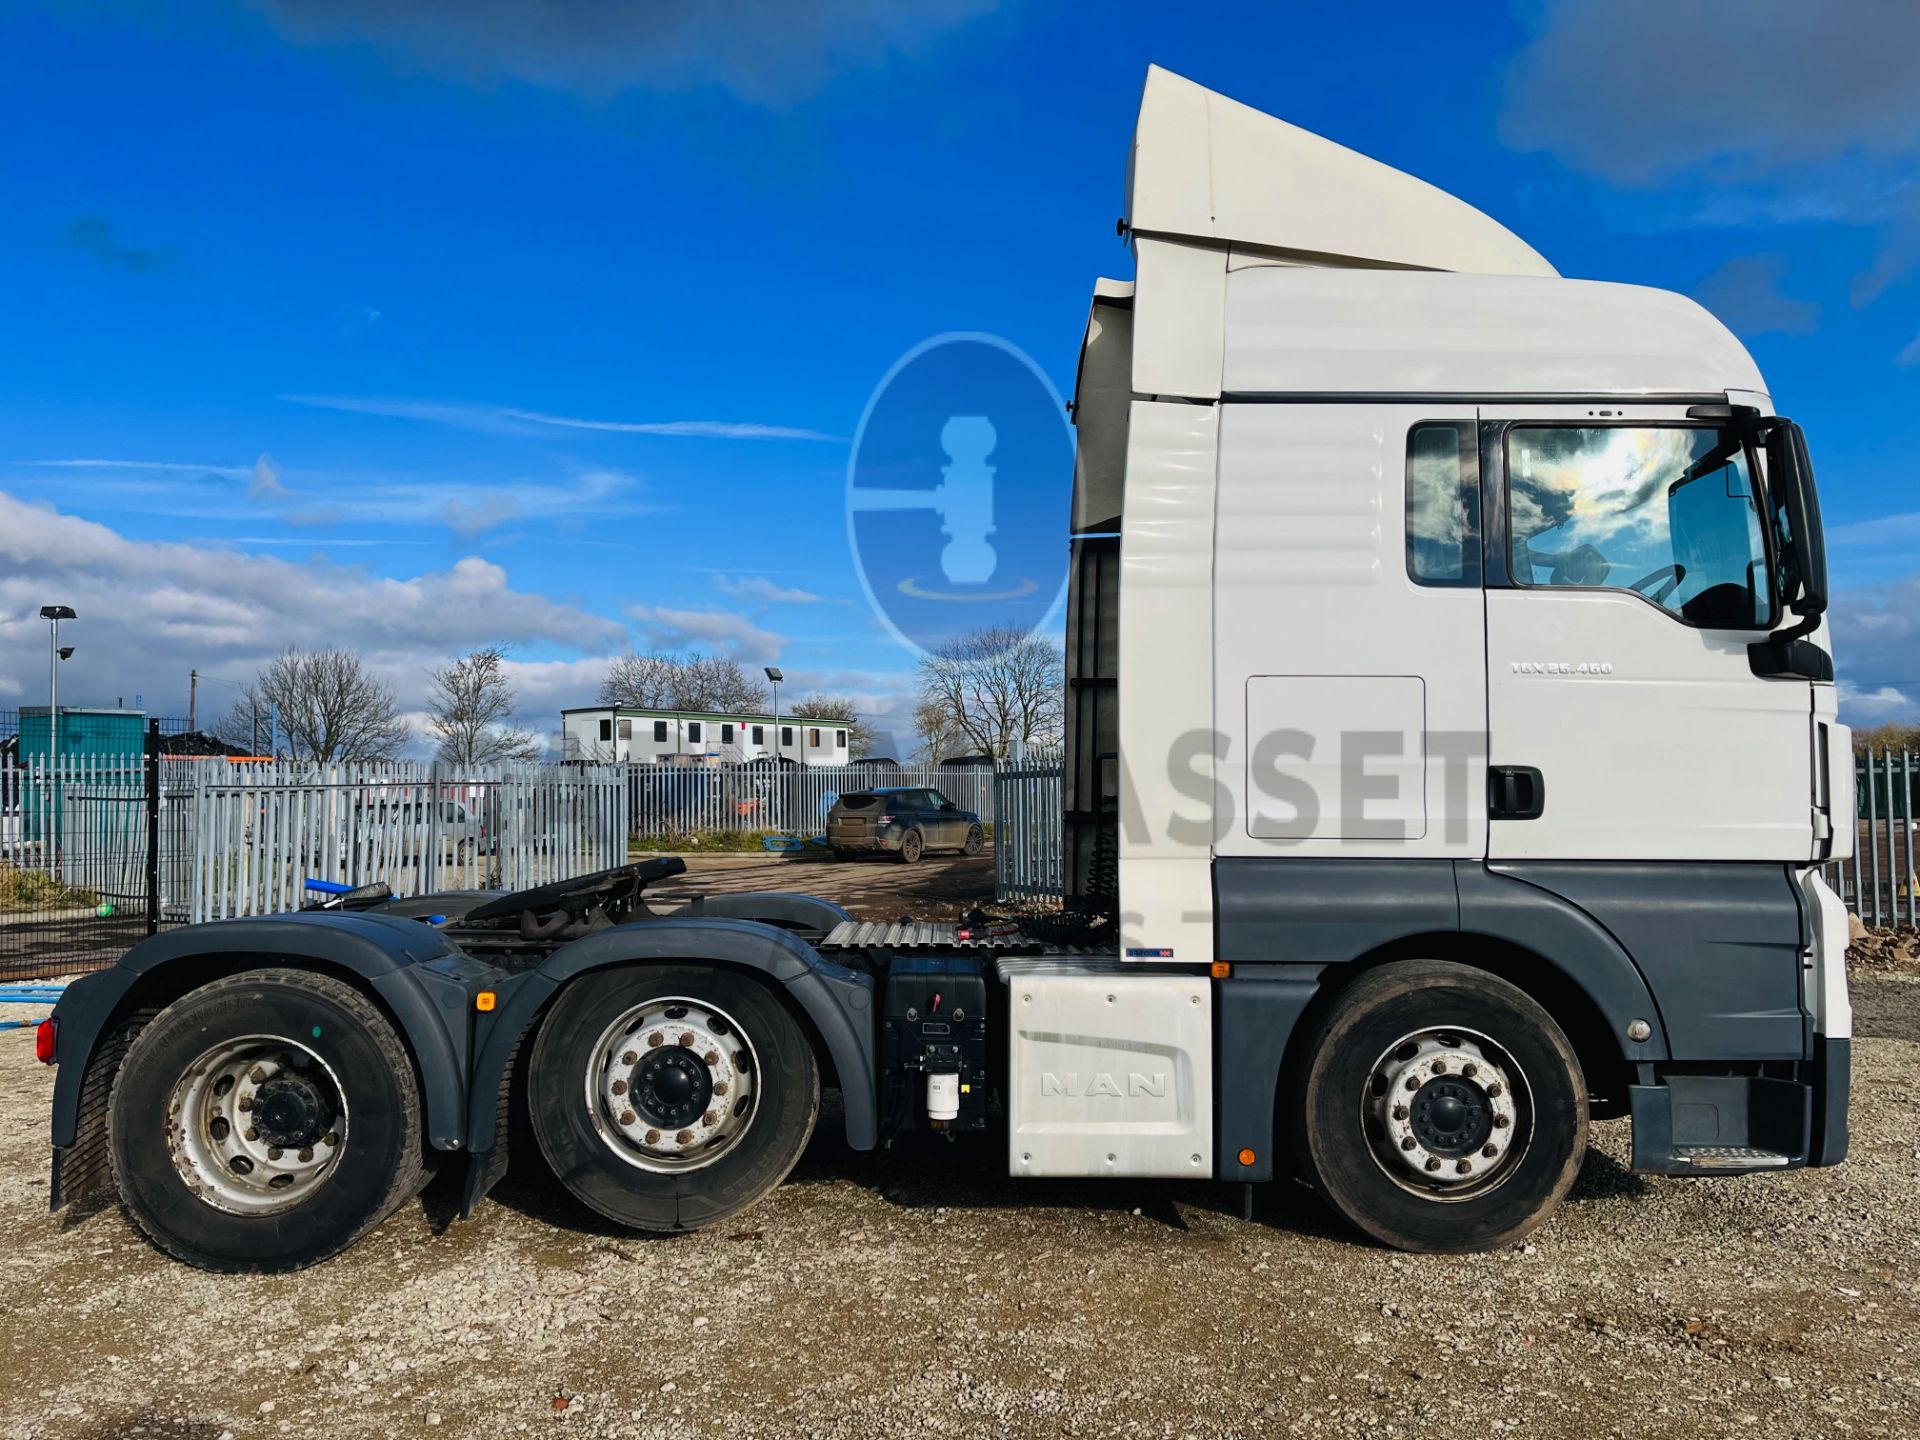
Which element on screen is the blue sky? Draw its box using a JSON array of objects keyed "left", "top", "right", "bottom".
[{"left": 3, "top": 0, "right": 1918, "bottom": 752}]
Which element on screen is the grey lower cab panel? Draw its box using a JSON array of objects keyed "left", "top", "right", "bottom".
[
  {"left": 1492, "top": 862, "right": 1808, "bottom": 1061},
  {"left": 1629, "top": 1073, "right": 1812, "bottom": 1174}
]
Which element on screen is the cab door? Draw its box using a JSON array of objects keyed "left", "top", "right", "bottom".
[{"left": 1482, "top": 404, "right": 1811, "bottom": 862}]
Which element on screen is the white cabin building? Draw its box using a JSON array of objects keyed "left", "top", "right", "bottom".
[{"left": 560, "top": 707, "right": 853, "bottom": 766}]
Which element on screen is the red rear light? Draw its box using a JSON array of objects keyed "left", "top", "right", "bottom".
[{"left": 34, "top": 1018, "right": 56, "bottom": 1065}]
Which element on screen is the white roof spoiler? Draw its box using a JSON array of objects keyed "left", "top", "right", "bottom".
[{"left": 1125, "top": 65, "right": 1557, "bottom": 278}]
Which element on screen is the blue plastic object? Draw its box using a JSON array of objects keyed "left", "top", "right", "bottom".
[{"left": 304, "top": 878, "right": 354, "bottom": 895}]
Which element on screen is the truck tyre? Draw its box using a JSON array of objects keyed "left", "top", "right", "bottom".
[
  {"left": 527, "top": 965, "right": 819, "bottom": 1233},
  {"left": 1293, "top": 960, "right": 1586, "bottom": 1253},
  {"left": 107, "top": 969, "right": 426, "bottom": 1272},
  {"left": 897, "top": 829, "right": 924, "bottom": 864}
]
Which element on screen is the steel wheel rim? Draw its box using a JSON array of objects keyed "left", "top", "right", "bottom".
[
  {"left": 165, "top": 1035, "right": 348, "bottom": 1215},
  {"left": 1361, "top": 1026, "right": 1532, "bottom": 1201},
  {"left": 584, "top": 997, "right": 760, "bottom": 1174}
]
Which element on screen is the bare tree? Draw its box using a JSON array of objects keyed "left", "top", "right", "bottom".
[
  {"left": 1854, "top": 721, "right": 1920, "bottom": 756},
  {"left": 915, "top": 625, "right": 1064, "bottom": 759},
  {"left": 911, "top": 698, "right": 962, "bottom": 765},
  {"left": 599, "top": 650, "right": 768, "bottom": 714},
  {"left": 599, "top": 651, "right": 679, "bottom": 709},
  {"left": 212, "top": 681, "right": 273, "bottom": 755},
  {"left": 789, "top": 693, "right": 872, "bottom": 759},
  {"left": 427, "top": 647, "right": 540, "bottom": 767},
  {"left": 224, "top": 647, "right": 409, "bottom": 761}
]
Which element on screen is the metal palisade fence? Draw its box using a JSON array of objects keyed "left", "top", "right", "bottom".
[
  {"left": 178, "top": 761, "right": 631, "bottom": 923},
  {"left": 994, "top": 751, "right": 1065, "bottom": 902},
  {"left": 1832, "top": 746, "right": 1918, "bottom": 929},
  {"left": 628, "top": 762, "right": 995, "bottom": 839}
]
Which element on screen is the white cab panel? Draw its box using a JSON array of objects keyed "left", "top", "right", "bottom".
[
  {"left": 1222, "top": 268, "right": 1766, "bottom": 400},
  {"left": 1118, "top": 400, "right": 1218, "bottom": 962},
  {"left": 1131, "top": 236, "right": 1226, "bottom": 401},
  {"left": 1245, "top": 675, "right": 1426, "bottom": 839},
  {"left": 1002, "top": 961, "right": 1212, "bottom": 1178},
  {"left": 1213, "top": 403, "right": 1487, "bottom": 859},
  {"left": 1072, "top": 281, "right": 1135, "bottom": 532}
]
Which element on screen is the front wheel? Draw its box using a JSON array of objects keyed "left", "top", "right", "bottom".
[
  {"left": 1292, "top": 960, "right": 1586, "bottom": 1253},
  {"left": 961, "top": 823, "right": 985, "bottom": 856},
  {"left": 526, "top": 966, "right": 819, "bottom": 1233},
  {"left": 107, "top": 970, "right": 426, "bottom": 1272}
]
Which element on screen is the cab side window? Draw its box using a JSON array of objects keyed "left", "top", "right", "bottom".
[
  {"left": 1507, "top": 425, "right": 1772, "bottom": 629},
  {"left": 1406, "top": 422, "right": 1480, "bottom": 587}
]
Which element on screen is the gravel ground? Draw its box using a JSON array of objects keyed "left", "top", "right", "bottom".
[{"left": 2, "top": 889, "right": 1917, "bottom": 1438}]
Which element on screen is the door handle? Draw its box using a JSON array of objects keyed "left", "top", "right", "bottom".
[{"left": 1489, "top": 766, "right": 1546, "bottom": 821}]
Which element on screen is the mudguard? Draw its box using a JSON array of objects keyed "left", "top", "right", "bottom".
[
  {"left": 669, "top": 891, "right": 853, "bottom": 939},
  {"left": 48, "top": 911, "right": 491, "bottom": 1163},
  {"left": 464, "top": 916, "right": 878, "bottom": 1162}
]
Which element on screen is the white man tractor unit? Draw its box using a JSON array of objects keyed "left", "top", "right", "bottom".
[{"left": 38, "top": 68, "right": 1851, "bottom": 1269}]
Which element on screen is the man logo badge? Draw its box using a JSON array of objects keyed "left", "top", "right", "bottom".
[{"left": 1040, "top": 1072, "right": 1169, "bottom": 1099}]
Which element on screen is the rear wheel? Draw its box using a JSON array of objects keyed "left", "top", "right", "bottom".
[
  {"left": 897, "top": 829, "right": 924, "bottom": 864},
  {"left": 1293, "top": 960, "right": 1586, "bottom": 1253},
  {"left": 107, "top": 969, "right": 425, "bottom": 1272},
  {"left": 527, "top": 966, "right": 819, "bottom": 1233}
]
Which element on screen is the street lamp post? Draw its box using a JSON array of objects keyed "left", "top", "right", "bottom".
[
  {"left": 38, "top": 605, "right": 76, "bottom": 771},
  {"left": 763, "top": 667, "right": 784, "bottom": 766}
]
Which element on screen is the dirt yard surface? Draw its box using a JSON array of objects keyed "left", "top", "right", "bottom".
[{"left": 2, "top": 865, "right": 1917, "bottom": 1440}]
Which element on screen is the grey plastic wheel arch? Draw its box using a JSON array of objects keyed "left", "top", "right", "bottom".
[
  {"left": 671, "top": 891, "right": 854, "bottom": 938},
  {"left": 462, "top": 916, "right": 878, "bottom": 1158},
  {"left": 48, "top": 912, "right": 483, "bottom": 1156}
]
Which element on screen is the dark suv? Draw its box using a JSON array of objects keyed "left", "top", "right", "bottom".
[{"left": 826, "top": 786, "right": 985, "bottom": 864}]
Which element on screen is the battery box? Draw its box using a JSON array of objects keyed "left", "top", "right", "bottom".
[{"left": 880, "top": 955, "right": 989, "bottom": 1140}]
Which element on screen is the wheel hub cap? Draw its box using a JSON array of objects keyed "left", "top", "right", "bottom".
[
  {"left": 587, "top": 999, "right": 759, "bottom": 1173},
  {"left": 165, "top": 1037, "right": 347, "bottom": 1215},
  {"left": 1367, "top": 1030, "right": 1524, "bottom": 1195}
]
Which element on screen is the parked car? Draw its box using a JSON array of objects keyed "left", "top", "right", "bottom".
[
  {"left": 340, "top": 798, "right": 484, "bottom": 873},
  {"left": 826, "top": 786, "right": 984, "bottom": 863}
]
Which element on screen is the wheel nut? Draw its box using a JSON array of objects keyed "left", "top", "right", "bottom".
[
  {"left": 619, "top": 1110, "right": 637, "bottom": 1127},
  {"left": 713, "top": 1081, "right": 728, "bottom": 1097},
  {"left": 268, "top": 1147, "right": 283, "bottom": 1160},
  {"left": 676, "top": 1129, "right": 695, "bottom": 1145},
  {"left": 1392, "top": 1105, "right": 1408, "bottom": 1121},
  {"left": 1456, "top": 1159, "right": 1472, "bottom": 1174},
  {"left": 249, "top": 1066, "right": 267, "bottom": 1083},
  {"left": 1400, "top": 1136, "right": 1417, "bottom": 1151},
  {"left": 237, "top": 1096, "right": 253, "bottom": 1112},
  {"left": 1493, "top": 1113, "right": 1511, "bottom": 1129},
  {"left": 245, "top": 1127, "right": 259, "bottom": 1142},
  {"left": 1424, "top": 1157, "right": 1442, "bottom": 1172},
  {"left": 1482, "top": 1143, "right": 1498, "bottom": 1158},
  {"left": 611, "top": 1079, "right": 628, "bottom": 1096},
  {"left": 623, "top": 1050, "right": 640, "bottom": 1065},
  {"left": 704, "top": 1051, "right": 719, "bottom": 1066},
  {"left": 298, "top": 1148, "right": 314, "bottom": 1163},
  {"left": 1486, "top": 1083, "right": 1503, "bottom": 1099},
  {"left": 1462, "top": 1063, "right": 1478, "bottom": 1078},
  {"left": 679, "top": 1031, "right": 695, "bottom": 1047},
  {"left": 1404, "top": 1076, "right": 1419, "bottom": 1091},
  {"left": 702, "top": 1111, "right": 720, "bottom": 1128},
  {"left": 1431, "top": 1060, "right": 1446, "bottom": 1074},
  {"left": 646, "top": 1129, "right": 662, "bottom": 1144},
  {"left": 323, "top": 1133, "right": 338, "bottom": 1147},
  {"left": 647, "top": 1033, "right": 664, "bottom": 1048}
]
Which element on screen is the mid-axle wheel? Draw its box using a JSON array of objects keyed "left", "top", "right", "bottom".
[{"left": 528, "top": 966, "right": 819, "bottom": 1233}]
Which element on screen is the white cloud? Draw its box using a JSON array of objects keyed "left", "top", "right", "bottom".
[
  {"left": 23, "top": 457, "right": 251, "bottom": 478},
  {"left": 1899, "top": 332, "right": 1920, "bottom": 367},
  {"left": 282, "top": 393, "right": 839, "bottom": 443},
  {"left": 248, "top": 451, "right": 290, "bottom": 501},
  {"left": 714, "top": 574, "right": 828, "bottom": 605},
  {"left": 0, "top": 491, "right": 628, "bottom": 738},
  {"left": 1501, "top": 1, "right": 1920, "bottom": 303},
  {"left": 246, "top": 0, "right": 997, "bottom": 109},
  {"left": 1831, "top": 571, "right": 1920, "bottom": 725},
  {"left": 1692, "top": 254, "right": 1819, "bottom": 338},
  {"left": 626, "top": 604, "right": 785, "bottom": 660}
]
